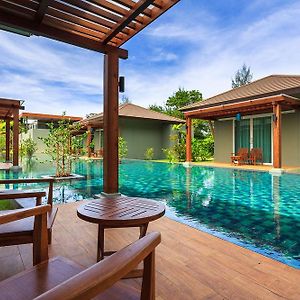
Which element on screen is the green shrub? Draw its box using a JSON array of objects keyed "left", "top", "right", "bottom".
[
  {"left": 162, "top": 148, "right": 178, "bottom": 163},
  {"left": 192, "top": 136, "right": 214, "bottom": 161},
  {"left": 118, "top": 137, "right": 128, "bottom": 160},
  {"left": 144, "top": 147, "right": 154, "bottom": 160}
]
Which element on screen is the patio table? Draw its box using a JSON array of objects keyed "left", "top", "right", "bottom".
[{"left": 77, "top": 195, "right": 165, "bottom": 265}]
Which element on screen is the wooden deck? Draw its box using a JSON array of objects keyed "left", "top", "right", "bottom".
[{"left": 1, "top": 201, "right": 300, "bottom": 299}]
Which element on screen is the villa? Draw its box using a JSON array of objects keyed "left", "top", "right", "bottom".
[
  {"left": 20, "top": 112, "right": 82, "bottom": 154},
  {"left": 0, "top": 1, "right": 300, "bottom": 299},
  {"left": 182, "top": 75, "right": 300, "bottom": 168},
  {"left": 80, "top": 103, "right": 184, "bottom": 160}
]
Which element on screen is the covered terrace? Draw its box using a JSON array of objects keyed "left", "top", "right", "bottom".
[
  {"left": 0, "top": 98, "right": 24, "bottom": 167},
  {"left": 184, "top": 92, "right": 300, "bottom": 169},
  {"left": 0, "top": 0, "right": 180, "bottom": 193}
]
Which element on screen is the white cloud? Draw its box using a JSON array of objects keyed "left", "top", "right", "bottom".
[
  {"left": 0, "top": 32, "right": 103, "bottom": 116},
  {"left": 1, "top": 1, "right": 300, "bottom": 114},
  {"left": 124, "top": 1, "right": 300, "bottom": 107}
]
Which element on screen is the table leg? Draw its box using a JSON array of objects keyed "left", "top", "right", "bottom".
[
  {"left": 139, "top": 223, "right": 149, "bottom": 239},
  {"left": 97, "top": 225, "right": 104, "bottom": 262}
]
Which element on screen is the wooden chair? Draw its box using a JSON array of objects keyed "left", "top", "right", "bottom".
[
  {"left": 231, "top": 148, "right": 249, "bottom": 165},
  {"left": 249, "top": 148, "right": 263, "bottom": 165},
  {"left": 0, "top": 206, "right": 161, "bottom": 300},
  {"left": 95, "top": 148, "right": 103, "bottom": 158},
  {"left": 0, "top": 178, "right": 57, "bottom": 248}
]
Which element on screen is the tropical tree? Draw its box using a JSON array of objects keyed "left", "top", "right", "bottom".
[
  {"left": 20, "top": 137, "right": 37, "bottom": 160},
  {"left": 148, "top": 104, "right": 164, "bottom": 113},
  {"left": 232, "top": 64, "right": 253, "bottom": 88},
  {"left": 149, "top": 88, "right": 212, "bottom": 139},
  {"left": 40, "top": 114, "right": 82, "bottom": 177},
  {"left": 165, "top": 88, "right": 202, "bottom": 119}
]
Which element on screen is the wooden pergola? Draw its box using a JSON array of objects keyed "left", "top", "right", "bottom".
[
  {"left": 0, "top": 0, "right": 180, "bottom": 193},
  {"left": 184, "top": 94, "right": 300, "bottom": 168},
  {"left": 0, "top": 98, "right": 24, "bottom": 166}
]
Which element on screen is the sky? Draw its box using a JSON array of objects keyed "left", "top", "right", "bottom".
[{"left": 1, "top": 0, "right": 300, "bottom": 117}]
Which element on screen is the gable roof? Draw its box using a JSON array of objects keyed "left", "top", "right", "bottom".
[
  {"left": 181, "top": 75, "right": 300, "bottom": 112},
  {"left": 82, "top": 103, "right": 184, "bottom": 126}
]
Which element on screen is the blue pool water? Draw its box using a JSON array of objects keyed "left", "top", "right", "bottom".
[{"left": 1, "top": 159, "right": 300, "bottom": 268}]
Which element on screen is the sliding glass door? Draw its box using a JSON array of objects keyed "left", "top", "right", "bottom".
[
  {"left": 234, "top": 116, "right": 272, "bottom": 163},
  {"left": 235, "top": 119, "right": 250, "bottom": 153},
  {"left": 253, "top": 117, "right": 272, "bottom": 163}
]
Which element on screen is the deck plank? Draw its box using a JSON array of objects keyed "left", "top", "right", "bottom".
[{"left": 0, "top": 201, "right": 299, "bottom": 299}]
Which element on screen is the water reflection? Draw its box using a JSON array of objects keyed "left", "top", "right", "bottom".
[{"left": 0, "top": 159, "right": 299, "bottom": 267}]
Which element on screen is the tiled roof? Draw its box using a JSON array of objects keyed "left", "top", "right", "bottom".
[
  {"left": 84, "top": 103, "right": 184, "bottom": 123},
  {"left": 181, "top": 75, "right": 300, "bottom": 111}
]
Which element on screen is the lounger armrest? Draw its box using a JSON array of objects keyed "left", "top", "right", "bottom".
[
  {"left": 0, "top": 178, "right": 54, "bottom": 206},
  {"left": 0, "top": 178, "right": 54, "bottom": 185},
  {"left": 0, "top": 205, "right": 51, "bottom": 225},
  {"left": 36, "top": 232, "right": 161, "bottom": 300},
  {"left": 0, "top": 190, "right": 46, "bottom": 201}
]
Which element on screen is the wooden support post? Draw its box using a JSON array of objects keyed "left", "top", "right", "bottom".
[
  {"left": 87, "top": 126, "right": 92, "bottom": 158},
  {"left": 186, "top": 117, "right": 192, "bottom": 162},
  {"left": 273, "top": 103, "right": 282, "bottom": 168},
  {"left": 103, "top": 50, "right": 119, "bottom": 194},
  {"left": 5, "top": 119, "right": 10, "bottom": 162},
  {"left": 12, "top": 110, "right": 19, "bottom": 166}
]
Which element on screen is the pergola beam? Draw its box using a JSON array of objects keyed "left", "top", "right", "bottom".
[
  {"left": 86, "top": 126, "right": 92, "bottom": 158},
  {"left": 5, "top": 119, "right": 10, "bottom": 162},
  {"left": 103, "top": 50, "right": 119, "bottom": 194},
  {"left": 103, "top": 0, "right": 155, "bottom": 44},
  {"left": 0, "top": 10, "right": 128, "bottom": 59},
  {"left": 186, "top": 117, "right": 192, "bottom": 162},
  {"left": 12, "top": 109, "right": 19, "bottom": 166},
  {"left": 273, "top": 104, "right": 282, "bottom": 168},
  {"left": 35, "top": 0, "right": 50, "bottom": 24}
]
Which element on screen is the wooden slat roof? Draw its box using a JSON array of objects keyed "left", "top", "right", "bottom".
[
  {"left": 184, "top": 94, "right": 300, "bottom": 120},
  {"left": 0, "top": 98, "right": 24, "bottom": 119},
  {"left": 20, "top": 112, "right": 82, "bottom": 121},
  {"left": 80, "top": 102, "right": 184, "bottom": 127},
  {"left": 0, "top": 0, "right": 180, "bottom": 59},
  {"left": 181, "top": 75, "right": 300, "bottom": 112}
]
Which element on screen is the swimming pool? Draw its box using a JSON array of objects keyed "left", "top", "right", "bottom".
[{"left": 1, "top": 159, "right": 300, "bottom": 268}]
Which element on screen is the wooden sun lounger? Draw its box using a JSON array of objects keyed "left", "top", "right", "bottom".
[
  {"left": 231, "top": 148, "right": 249, "bottom": 165},
  {"left": 249, "top": 148, "right": 263, "bottom": 165}
]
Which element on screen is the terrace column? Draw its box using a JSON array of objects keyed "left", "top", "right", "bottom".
[
  {"left": 5, "top": 119, "right": 10, "bottom": 162},
  {"left": 12, "top": 109, "right": 19, "bottom": 167},
  {"left": 186, "top": 117, "right": 192, "bottom": 162},
  {"left": 273, "top": 103, "right": 282, "bottom": 168},
  {"left": 87, "top": 126, "right": 92, "bottom": 158},
  {"left": 103, "top": 49, "right": 119, "bottom": 194}
]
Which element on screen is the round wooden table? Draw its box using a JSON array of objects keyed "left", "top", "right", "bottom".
[{"left": 77, "top": 195, "right": 165, "bottom": 263}]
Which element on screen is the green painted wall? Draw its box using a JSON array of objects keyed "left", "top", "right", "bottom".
[
  {"left": 214, "top": 112, "right": 300, "bottom": 167},
  {"left": 214, "top": 120, "right": 233, "bottom": 163},
  {"left": 20, "top": 128, "right": 49, "bottom": 154},
  {"left": 282, "top": 111, "right": 300, "bottom": 167},
  {"left": 20, "top": 116, "right": 178, "bottom": 160},
  {"left": 119, "top": 118, "right": 173, "bottom": 159},
  {"left": 93, "top": 129, "right": 102, "bottom": 151}
]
